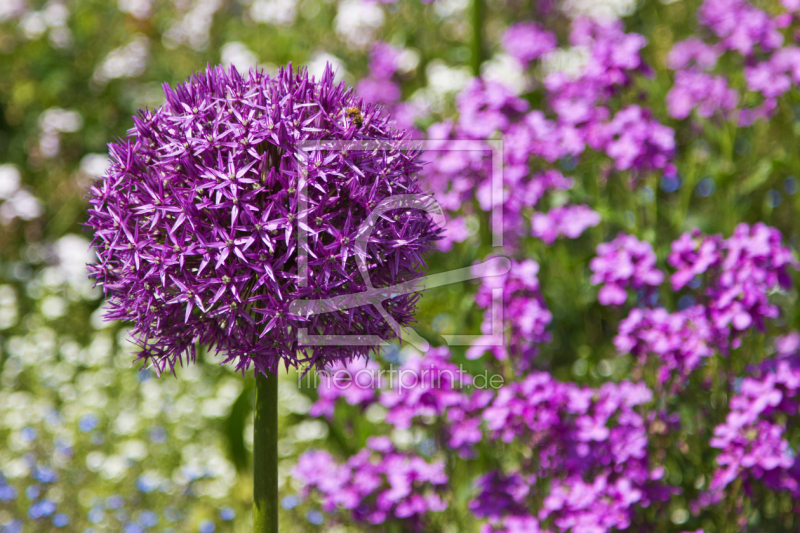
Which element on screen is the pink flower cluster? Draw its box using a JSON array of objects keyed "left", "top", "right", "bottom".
[
  {"left": 668, "top": 0, "right": 800, "bottom": 124},
  {"left": 590, "top": 232, "right": 664, "bottom": 306},
  {"left": 531, "top": 205, "right": 600, "bottom": 245},
  {"left": 292, "top": 437, "right": 448, "bottom": 526},
  {"left": 669, "top": 223, "right": 798, "bottom": 344},
  {"left": 308, "top": 359, "right": 382, "bottom": 418},
  {"left": 702, "top": 334, "right": 800, "bottom": 507},
  {"left": 501, "top": 22, "right": 557, "bottom": 65},
  {"left": 379, "top": 347, "right": 468, "bottom": 429},
  {"left": 467, "top": 258, "right": 552, "bottom": 367},
  {"left": 424, "top": 18, "right": 674, "bottom": 256},
  {"left": 478, "top": 374, "right": 663, "bottom": 533},
  {"left": 615, "top": 305, "right": 714, "bottom": 385}
]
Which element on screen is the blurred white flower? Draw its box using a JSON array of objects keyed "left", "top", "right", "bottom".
[
  {"left": 163, "top": 0, "right": 223, "bottom": 51},
  {"left": 335, "top": 0, "right": 384, "bottom": 49},
  {"left": 92, "top": 35, "right": 150, "bottom": 87},
  {"left": 0, "top": 285, "right": 18, "bottom": 330},
  {"left": 120, "top": 439, "right": 148, "bottom": 461},
  {"left": 80, "top": 153, "right": 112, "bottom": 178},
  {"left": 39, "top": 107, "right": 83, "bottom": 133},
  {"left": 0, "top": 165, "right": 21, "bottom": 200},
  {"left": 426, "top": 60, "right": 471, "bottom": 95},
  {"left": 41, "top": 295, "right": 67, "bottom": 320},
  {"left": 0, "top": 189, "right": 43, "bottom": 223},
  {"left": 250, "top": 0, "right": 297, "bottom": 26},
  {"left": 19, "top": 1, "right": 69, "bottom": 41},
  {"left": 100, "top": 454, "right": 128, "bottom": 480},
  {"left": 434, "top": 0, "right": 468, "bottom": 17},
  {"left": 289, "top": 420, "right": 328, "bottom": 442},
  {"left": 118, "top": 0, "right": 153, "bottom": 19},
  {"left": 221, "top": 41, "right": 259, "bottom": 73},
  {"left": 38, "top": 107, "right": 83, "bottom": 158},
  {"left": 481, "top": 53, "right": 529, "bottom": 94},
  {"left": 19, "top": 12, "right": 47, "bottom": 39},
  {"left": 0, "top": 0, "right": 26, "bottom": 22},
  {"left": 306, "top": 52, "right": 347, "bottom": 83},
  {"left": 42, "top": 2, "right": 68, "bottom": 26},
  {"left": 86, "top": 451, "right": 106, "bottom": 472},
  {"left": 397, "top": 48, "right": 420, "bottom": 75},
  {"left": 561, "top": 0, "right": 638, "bottom": 20},
  {"left": 114, "top": 410, "right": 140, "bottom": 435},
  {"left": 540, "top": 46, "right": 590, "bottom": 79}
]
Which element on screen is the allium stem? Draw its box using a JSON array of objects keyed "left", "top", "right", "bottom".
[
  {"left": 254, "top": 370, "right": 278, "bottom": 533},
  {"left": 471, "top": 0, "right": 485, "bottom": 76}
]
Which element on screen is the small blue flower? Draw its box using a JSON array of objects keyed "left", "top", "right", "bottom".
[
  {"left": 123, "top": 523, "right": 144, "bottom": 533},
  {"left": 136, "top": 474, "right": 159, "bottom": 494},
  {"left": 0, "top": 486, "right": 17, "bottom": 502},
  {"left": 198, "top": 519, "right": 215, "bottom": 533},
  {"left": 106, "top": 495, "right": 124, "bottom": 509},
  {"left": 306, "top": 510, "right": 324, "bottom": 525},
  {"left": 33, "top": 466, "right": 59, "bottom": 484},
  {"left": 695, "top": 177, "right": 716, "bottom": 197},
  {"left": 26, "top": 484, "right": 41, "bottom": 500},
  {"left": 1, "top": 519, "right": 23, "bottom": 533},
  {"left": 52, "top": 513, "right": 70, "bottom": 527},
  {"left": 137, "top": 510, "right": 158, "bottom": 527},
  {"left": 219, "top": 508, "right": 235, "bottom": 521},
  {"left": 91, "top": 431, "right": 104, "bottom": 445},
  {"left": 20, "top": 427, "right": 37, "bottom": 442},
  {"left": 660, "top": 174, "right": 681, "bottom": 193},
  {"left": 79, "top": 414, "right": 99, "bottom": 433},
  {"left": 281, "top": 495, "right": 300, "bottom": 510},
  {"left": 28, "top": 499, "right": 56, "bottom": 519},
  {"left": 87, "top": 507, "right": 105, "bottom": 524},
  {"left": 677, "top": 294, "right": 696, "bottom": 311},
  {"left": 150, "top": 427, "right": 167, "bottom": 443}
]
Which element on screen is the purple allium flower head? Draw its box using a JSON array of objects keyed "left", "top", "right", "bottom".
[{"left": 86, "top": 64, "right": 441, "bottom": 376}]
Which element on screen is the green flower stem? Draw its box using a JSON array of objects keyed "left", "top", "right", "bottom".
[
  {"left": 254, "top": 370, "right": 279, "bottom": 533},
  {"left": 471, "top": 0, "right": 485, "bottom": 77}
]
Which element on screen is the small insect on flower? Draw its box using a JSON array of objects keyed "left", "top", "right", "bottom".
[{"left": 345, "top": 106, "right": 363, "bottom": 128}]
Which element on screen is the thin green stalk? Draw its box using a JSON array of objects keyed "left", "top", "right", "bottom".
[
  {"left": 254, "top": 370, "right": 278, "bottom": 533},
  {"left": 471, "top": 0, "right": 485, "bottom": 77}
]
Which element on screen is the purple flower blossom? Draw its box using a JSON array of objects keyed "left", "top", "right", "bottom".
[
  {"left": 667, "top": 71, "right": 738, "bottom": 120},
  {"left": 587, "top": 105, "right": 676, "bottom": 176},
  {"left": 308, "top": 358, "right": 382, "bottom": 418},
  {"left": 469, "top": 471, "right": 532, "bottom": 521},
  {"left": 501, "top": 22, "right": 557, "bottom": 65},
  {"left": 456, "top": 79, "right": 528, "bottom": 139},
  {"left": 380, "top": 347, "right": 468, "bottom": 430},
  {"left": 698, "top": 0, "right": 783, "bottom": 55},
  {"left": 531, "top": 205, "right": 600, "bottom": 245},
  {"left": 293, "top": 440, "right": 448, "bottom": 527},
  {"left": 477, "top": 374, "right": 663, "bottom": 533},
  {"left": 467, "top": 258, "right": 552, "bottom": 367},
  {"left": 669, "top": 224, "right": 798, "bottom": 341},
  {"left": 615, "top": 306, "right": 715, "bottom": 385},
  {"left": 86, "top": 64, "right": 441, "bottom": 375},
  {"left": 667, "top": 37, "right": 721, "bottom": 70},
  {"left": 590, "top": 233, "right": 664, "bottom": 306}
]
